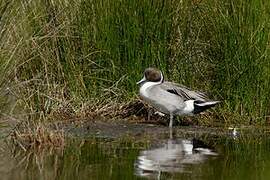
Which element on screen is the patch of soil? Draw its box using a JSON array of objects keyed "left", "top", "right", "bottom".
[{"left": 62, "top": 120, "right": 228, "bottom": 140}]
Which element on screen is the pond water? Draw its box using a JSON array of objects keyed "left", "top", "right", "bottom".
[{"left": 1, "top": 126, "right": 270, "bottom": 180}]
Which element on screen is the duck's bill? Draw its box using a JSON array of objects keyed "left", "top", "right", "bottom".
[{"left": 136, "top": 77, "right": 146, "bottom": 85}]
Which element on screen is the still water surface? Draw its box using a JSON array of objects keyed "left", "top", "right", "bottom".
[{"left": 1, "top": 127, "right": 270, "bottom": 180}]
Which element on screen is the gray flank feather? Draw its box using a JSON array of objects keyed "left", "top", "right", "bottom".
[{"left": 161, "top": 81, "right": 208, "bottom": 101}]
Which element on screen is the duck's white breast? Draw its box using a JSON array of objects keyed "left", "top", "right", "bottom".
[{"left": 139, "top": 81, "right": 159, "bottom": 98}]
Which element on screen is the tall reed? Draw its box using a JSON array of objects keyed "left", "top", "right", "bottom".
[{"left": 0, "top": 0, "right": 270, "bottom": 124}]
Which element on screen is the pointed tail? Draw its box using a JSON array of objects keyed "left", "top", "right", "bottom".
[{"left": 193, "top": 100, "right": 220, "bottom": 114}]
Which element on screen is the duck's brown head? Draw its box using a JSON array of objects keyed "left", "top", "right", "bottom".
[{"left": 137, "top": 68, "right": 164, "bottom": 85}]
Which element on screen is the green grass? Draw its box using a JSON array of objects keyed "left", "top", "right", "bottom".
[{"left": 0, "top": 0, "right": 270, "bottom": 124}]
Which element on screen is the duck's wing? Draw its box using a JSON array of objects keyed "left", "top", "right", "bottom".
[{"left": 160, "top": 81, "right": 208, "bottom": 101}]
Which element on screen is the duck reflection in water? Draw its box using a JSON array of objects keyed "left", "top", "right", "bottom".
[{"left": 135, "top": 130, "right": 218, "bottom": 178}]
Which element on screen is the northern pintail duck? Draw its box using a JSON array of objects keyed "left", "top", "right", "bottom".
[{"left": 137, "top": 68, "right": 220, "bottom": 128}]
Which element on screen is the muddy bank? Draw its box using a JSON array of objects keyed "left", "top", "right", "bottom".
[
  {"left": 7, "top": 114, "right": 270, "bottom": 152},
  {"left": 61, "top": 119, "right": 269, "bottom": 140}
]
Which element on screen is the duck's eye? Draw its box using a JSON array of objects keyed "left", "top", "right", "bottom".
[{"left": 144, "top": 71, "right": 150, "bottom": 78}]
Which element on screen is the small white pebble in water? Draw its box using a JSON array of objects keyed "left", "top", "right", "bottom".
[
  {"left": 228, "top": 127, "right": 238, "bottom": 138},
  {"left": 232, "top": 128, "right": 238, "bottom": 137}
]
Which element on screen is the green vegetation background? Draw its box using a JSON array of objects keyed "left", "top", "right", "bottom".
[{"left": 0, "top": 0, "right": 270, "bottom": 124}]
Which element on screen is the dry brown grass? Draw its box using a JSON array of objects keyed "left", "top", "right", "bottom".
[
  {"left": 48, "top": 98, "right": 151, "bottom": 122},
  {"left": 46, "top": 98, "right": 220, "bottom": 126},
  {"left": 9, "top": 121, "right": 65, "bottom": 151}
]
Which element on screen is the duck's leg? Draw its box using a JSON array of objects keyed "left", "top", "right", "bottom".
[
  {"left": 169, "top": 113, "right": 174, "bottom": 128},
  {"left": 147, "top": 108, "right": 152, "bottom": 121},
  {"left": 169, "top": 127, "right": 173, "bottom": 139}
]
